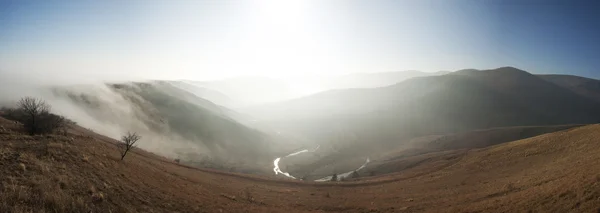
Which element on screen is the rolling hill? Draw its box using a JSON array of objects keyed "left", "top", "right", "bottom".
[
  {"left": 162, "top": 80, "right": 236, "bottom": 108},
  {"left": 2, "top": 66, "right": 600, "bottom": 212},
  {"left": 48, "top": 82, "right": 282, "bottom": 174},
  {"left": 280, "top": 124, "right": 582, "bottom": 180},
  {"left": 539, "top": 74, "right": 600, "bottom": 103},
  {"left": 315, "top": 70, "right": 450, "bottom": 90},
  {"left": 243, "top": 67, "right": 600, "bottom": 177},
  {"left": 2, "top": 114, "right": 600, "bottom": 212},
  {"left": 364, "top": 124, "right": 583, "bottom": 176},
  {"left": 190, "top": 71, "right": 449, "bottom": 108},
  {"left": 247, "top": 67, "right": 600, "bottom": 145}
]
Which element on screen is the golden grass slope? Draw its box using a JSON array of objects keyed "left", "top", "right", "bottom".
[{"left": 1, "top": 115, "right": 599, "bottom": 212}]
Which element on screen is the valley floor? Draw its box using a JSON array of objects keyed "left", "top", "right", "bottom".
[{"left": 1, "top": 117, "right": 600, "bottom": 212}]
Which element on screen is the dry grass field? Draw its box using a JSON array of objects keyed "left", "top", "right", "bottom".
[{"left": 1, "top": 116, "right": 600, "bottom": 212}]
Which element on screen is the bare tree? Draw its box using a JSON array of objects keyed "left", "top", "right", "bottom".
[
  {"left": 17, "top": 97, "right": 51, "bottom": 135},
  {"left": 2, "top": 97, "right": 70, "bottom": 136},
  {"left": 120, "top": 132, "right": 141, "bottom": 160}
]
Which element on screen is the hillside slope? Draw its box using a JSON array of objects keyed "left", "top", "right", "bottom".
[
  {"left": 162, "top": 80, "right": 235, "bottom": 108},
  {"left": 317, "top": 70, "right": 450, "bottom": 90},
  {"left": 49, "top": 82, "right": 278, "bottom": 173},
  {"left": 188, "top": 71, "right": 445, "bottom": 108},
  {"left": 539, "top": 74, "right": 600, "bottom": 103},
  {"left": 247, "top": 67, "right": 600, "bottom": 147},
  {"left": 452, "top": 68, "right": 600, "bottom": 122},
  {"left": 281, "top": 124, "right": 581, "bottom": 180},
  {"left": 2, "top": 116, "right": 600, "bottom": 212},
  {"left": 364, "top": 124, "right": 582, "bottom": 176}
]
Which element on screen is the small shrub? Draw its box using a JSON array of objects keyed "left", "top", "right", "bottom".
[{"left": 32, "top": 113, "right": 66, "bottom": 135}]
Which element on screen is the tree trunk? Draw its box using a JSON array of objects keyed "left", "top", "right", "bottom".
[{"left": 30, "top": 113, "right": 36, "bottom": 135}]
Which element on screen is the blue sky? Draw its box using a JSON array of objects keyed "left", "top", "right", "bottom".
[{"left": 1, "top": 0, "right": 599, "bottom": 82}]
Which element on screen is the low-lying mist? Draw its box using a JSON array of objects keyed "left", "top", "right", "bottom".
[
  {"left": 0, "top": 69, "right": 444, "bottom": 177},
  {"left": 6, "top": 67, "right": 590, "bottom": 179},
  {"left": 0, "top": 73, "right": 287, "bottom": 174}
]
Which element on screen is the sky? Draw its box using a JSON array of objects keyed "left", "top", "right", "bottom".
[{"left": 1, "top": 0, "right": 600, "bottom": 83}]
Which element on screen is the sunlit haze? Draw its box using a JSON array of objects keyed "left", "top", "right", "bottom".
[
  {"left": 3, "top": 0, "right": 599, "bottom": 84},
  {"left": 3, "top": 1, "right": 600, "bottom": 212}
]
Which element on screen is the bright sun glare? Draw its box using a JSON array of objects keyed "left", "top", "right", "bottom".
[
  {"left": 256, "top": 0, "right": 307, "bottom": 23},
  {"left": 240, "top": 0, "right": 326, "bottom": 94}
]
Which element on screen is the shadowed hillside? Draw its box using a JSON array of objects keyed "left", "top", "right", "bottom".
[
  {"left": 243, "top": 67, "right": 600, "bottom": 178},
  {"left": 49, "top": 82, "right": 282, "bottom": 174},
  {"left": 452, "top": 67, "right": 600, "bottom": 122},
  {"left": 539, "top": 74, "right": 600, "bottom": 103},
  {"left": 247, "top": 67, "right": 600, "bottom": 147},
  {"left": 187, "top": 71, "right": 448, "bottom": 108},
  {"left": 314, "top": 70, "right": 450, "bottom": 90}
]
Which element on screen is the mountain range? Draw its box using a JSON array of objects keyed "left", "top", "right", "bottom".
[
  {"left": 5, "top": 66, "right": 600, "bottom": 176},
  {"left": 3, "top": 66, "right": 600, "bottom": 212},
  {"left": 244, "top": 67, "right": 600, "bottom": 175}
]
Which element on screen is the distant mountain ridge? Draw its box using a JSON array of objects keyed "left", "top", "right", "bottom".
[
  {"left": 246, "top": 67, "right": 600, "bottom": 150},
  {"left": 162, "top": 80, "right": 235, "bottom": 108},
  {"left": 538, "top": 74, "right": 600, "bottom": 103},
  {"left": 14, "top": 66, "right": 600, "bottom": 176},
  {"left": 186, "top": 71, "right": 448, "bottom": 108},
  {"left": 189, "top": 76, "right": 295, "bottom": 108},
  {"left": 317, "top": 70, "right": 450, "bottom": 89}
]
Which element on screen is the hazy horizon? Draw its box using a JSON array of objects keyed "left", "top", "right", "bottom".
[
  {"left": 3, "top": 1, "right": 600, "bottom": 212},
  {"left": 2, "top": 0, "right": 600, "bottom": 84}
]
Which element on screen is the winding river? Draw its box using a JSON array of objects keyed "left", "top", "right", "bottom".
[
  {"left": 273, "top": 145, "right": 320, "bottom": 179},
  {"left": 313, "top": 157, "right": 370, "bottom": 182},
  {"left": 273, "top": 145, "right": 370, "bottom": 181}
]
